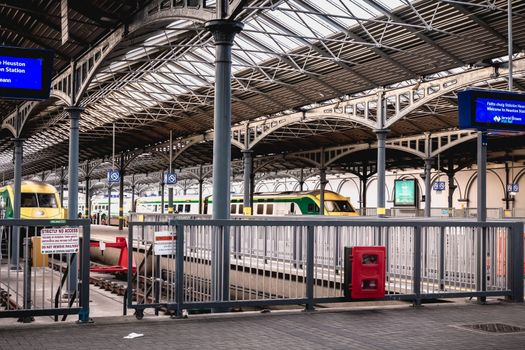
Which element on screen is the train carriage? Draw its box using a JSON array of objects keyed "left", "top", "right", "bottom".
[{"left": 135, "top": 190, "right": 357, "bottom": 217}]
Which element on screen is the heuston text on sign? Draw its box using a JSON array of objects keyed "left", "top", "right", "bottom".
[
  {"left": 41, "top": 227, "right": 80, "bottom": 254},
  {"left": 0, "top": 46, "right": 54, "bottom": 100}
]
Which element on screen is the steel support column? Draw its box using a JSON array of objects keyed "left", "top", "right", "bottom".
[
  {"left": 505, "top": 162, "right": 510, "bottom": 210},
  {"left": 319, "top": 168, "right": 327, "bottom": 215},
  {"left": 85, "top": 176, "right": 90, "bottom": 219},
  {"left": 107, "top": 185, "right": 112, "bottom": 225},
  {"left": 131, "top": 184, "right": 136, "bottom": 212},
  {"left": 59, "top": 167, "right": 65, "bottom": 208},
  {"left": 360, "top": 175, "right": 368, "bottom": 212},
  {"left": 118, "top": 154, "right": 125, "bottom": 231},
  {"left": 447, "top": 169, "right": 456, "bottom": 218},
  {"left": 476, "top": 131, "right": 487, "bottom": 303},
  {"left": 198, "top": 179, "right": 204, "bottom": 214},
  {"left": 375, "top": 129, "right": 388, "bottom": 217},
  {"left": 242, "top": 150, "right": 253, "bottom": 215},
  {"left": 10, "top": 138, "right": 23, "bottom": 268},
  {"left": 477, "top": 131, "right": 487, "bottom": 222},
  {"left": 299, "top": 168, "right": 304, "bottom": 191},
  {"left": 168, "top": 188, "right": 174, "bottom": 213},
  {"left": 66, "top": 107, "right": 83, "bottom": 219},
  {"left": 65, "top": 106, "right": 82, "bottom": 294},
  {"left": 205, "top": 19, "right": 243, "bottom": 303},
  {"left": 160, "top": 172, "right": 165, "bottom": 214},
  {"left": 424, "top": 158, "right": 432, "bottom": 217}
]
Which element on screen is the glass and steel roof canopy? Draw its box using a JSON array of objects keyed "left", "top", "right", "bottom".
[{"left": 0, "top": 0, "right": 524, "bottom": 179}]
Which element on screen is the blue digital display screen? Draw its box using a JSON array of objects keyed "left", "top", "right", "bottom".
[
  {"left": 0, "top": 56, "right": 43, "bottom": 90},
  {"left": 0, "top": 46, "right": 54, "bottom": 100},
  {"left": 458, "top": 89, "right": 525, "bottom": 131},
  {"left": 475, "top": 97, "right": 525, "bottom": 126}
]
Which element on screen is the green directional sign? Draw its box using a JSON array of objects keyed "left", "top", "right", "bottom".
[{"left": 394, "top": 179, "right": 417, "bottom": 207}]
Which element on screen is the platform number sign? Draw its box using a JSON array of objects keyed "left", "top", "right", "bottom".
[
  {"left": 433, "top": 181, "right": 446, "bottom": 191},
  {"left": 107, "top": 170, "right": 120, "bottom": 183},
  {"left": 507, "top": 184, "right": 519, "bottom": 193},
  {"left": 165, "top": 172, "right": 177, "bottom": 185}
]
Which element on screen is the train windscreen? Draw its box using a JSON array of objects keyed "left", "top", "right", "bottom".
[
  {"left": 21, "top": 193, "right": 58, "bottom": 208},
  {"left": 325, "top": 200, "right": 355, "bottom": 212}
]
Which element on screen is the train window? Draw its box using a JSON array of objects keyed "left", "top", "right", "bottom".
[
  {"left": 230, "top": 204, "right": 236, "bottom": 214},
  {"left": 325, "top": 200, "right": 355, "bottom": 212},
  {"left": 177, "top": 204, "right": 183, "bottom": 212},
  {"left": 257, "top": 204, "right": 264, "bottom": 215},
  {"left": 238, "top": 204, "right": 243, "bottom": 214},
  {"left": 266, "top": 204, "right": 273, "bottom": 215},
  {"left": 290, "top": 203, "right": 295, "bottom": 214},
  {"left": 307, "top": 203, "right": 320, "bottom": 213},
  {"left": 21, "top": 193, "right": 58, "bottom": 208},
  {"left": 21, "top": 193, "right": 38, "bottom": 207},
  {"left": 185, "top": 204, "right": 190, "bottom": 213}
]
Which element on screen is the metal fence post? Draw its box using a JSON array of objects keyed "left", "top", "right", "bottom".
[
  {"left": 175, "top": 223, "right": 185, "bottom": 316},
  {"left": 79, "top": 222, "right": 91, "bottom": 323},
  {"left": 507, "top": 222, "right": 524, "bottom": 302},
  {"left": 127, "top": 222, "right": 134, "bottom": 311},
  {"left": 413, "top": 226, "right": 421, "bottom": 306},
  {"left": 439, "top": 227, "right": 445, "bottom": 290},
  {"left": 334, "top": 227, "right": 340, "bottom": 273},
  {"left": 222, "top": 224, "right": 230, "bottom": 302},
  {"left": 154, "top": 254, "right": 161, "bottom": 315},
  {"left": 292, "top": 226, "right": 298, "bottom": 268},
  {"left": 305, "top": 225, "right": 315, "bottom": 311},
  {"left": 476, "top": 226, "right": 487, "bottom": 303},
  {"left": 20, "top": 237, "right": 33, "bottom": 323}
]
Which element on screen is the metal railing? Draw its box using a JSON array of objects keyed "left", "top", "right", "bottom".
[
  {"left": 360, "top": 207, "right": 505, "bottom": 218},
  {"left": 126, "top": 218, "right": 523, "bottom": 317},
  {"left": 132, "top": 207, "right": 516, "bottom": 221},
  {"left": 0, "top": 219, "right": 90, "bottom": 322}
]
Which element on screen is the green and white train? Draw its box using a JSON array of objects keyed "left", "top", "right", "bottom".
[{"left": 135, "top": 190, "right": 357, "bottom": 216}]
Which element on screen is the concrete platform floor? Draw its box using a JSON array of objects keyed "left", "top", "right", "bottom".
[{"left": 0, "top": 301, "right": 523, "bottom": 349}]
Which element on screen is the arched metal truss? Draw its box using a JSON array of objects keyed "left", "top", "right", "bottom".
[
  {"left": 113, "top": 58, "right": 523, "bottom": 167},
  {"left": 2, "top": 0, "right": 525, "bottom": 183}
]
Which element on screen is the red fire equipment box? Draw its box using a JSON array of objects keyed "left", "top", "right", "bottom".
[{"left": 344, "top": 246, "right": 386, "bottom": 299}]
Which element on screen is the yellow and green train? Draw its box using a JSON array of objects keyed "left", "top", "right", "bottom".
[
  {"left": 136, "top": 190, "right": 358, "bottom": 216},
  {"left": 0, "top": 181, "right": 66, "bottom": 219}
]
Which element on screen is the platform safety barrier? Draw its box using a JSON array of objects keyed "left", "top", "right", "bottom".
[
  {"left": 126, "top": 218, "right": 523, "bottom": 318},
  {"left": 0, "top": 219, "right": 90, "bottom": 322}
]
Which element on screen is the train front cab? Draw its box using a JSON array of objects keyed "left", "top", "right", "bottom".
[{"left": 231, "top": 191, "right": 358, "bottom": 216}]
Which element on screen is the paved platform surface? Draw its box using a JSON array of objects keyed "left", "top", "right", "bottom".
[{"left": 0, "top": 302, "right": 524, "bottom": 349}]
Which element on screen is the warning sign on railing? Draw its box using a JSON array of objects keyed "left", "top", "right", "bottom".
[
  {"left": 154, "top": 231, "right": 176, "bottom": 255},
  {"left": 41, "top": 227, "right": 79, "bottom": 254}
]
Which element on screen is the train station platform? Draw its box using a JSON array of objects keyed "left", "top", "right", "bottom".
[{"left": 0, "top": 302, "right": 523, "bottom": 349}]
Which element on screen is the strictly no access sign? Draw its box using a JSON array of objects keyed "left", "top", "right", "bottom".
[
  {"left": 154, "top": 231, "right": 177, "bottom": 255},
  {"left": 41, "top": 227, "right": 80, "bottom": 254}
]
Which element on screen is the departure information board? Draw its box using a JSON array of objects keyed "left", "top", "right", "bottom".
[
  {"left": 0, "top": 47, "right": 54, "bottom": 100},
  {"left": 459, "top": 88, "right": 525, "bottom": 131}
]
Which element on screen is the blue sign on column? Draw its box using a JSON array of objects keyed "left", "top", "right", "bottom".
[
  {"left": 432, "top": 181, "right": 446, "bottom": 191},
  {"left": 165, "top": 172, "right": 177, "bottom": 185},
  {"left": 507, "top": 184, "right": 519, "bottom": 193},
  {"left": 107, "top": 170, "right": 120, "bottom": 183}
]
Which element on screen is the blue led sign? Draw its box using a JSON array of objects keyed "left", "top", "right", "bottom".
[
  {"left": 0, "top": 56, "right": 43, "bottom": 90},
  {"left": 0, "top": 47, "right": 54, "bottom": 100},
  {"left": 459, "top": 88, "right": 525, "bottom": 131}
]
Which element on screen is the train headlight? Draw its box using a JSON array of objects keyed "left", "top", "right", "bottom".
[{"left": 35, "top": 210, "right": 45, "bottom": 216}]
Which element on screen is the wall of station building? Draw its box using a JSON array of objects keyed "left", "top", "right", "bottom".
[
  {"left": 247, "top": 163, "right": 525, "bottom": 214},
  {"left": 63, "top": 162, "right": 525, "bottom": 216}
]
